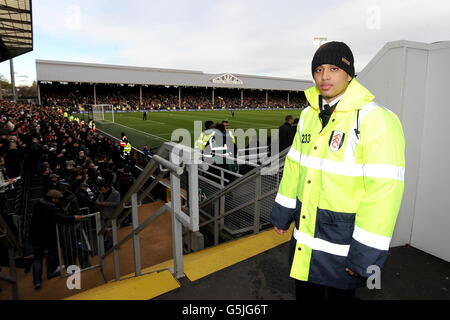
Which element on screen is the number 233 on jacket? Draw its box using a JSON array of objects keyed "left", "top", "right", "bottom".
[{"left": 270, "top": 79, "right": 405, "bottom": 289}]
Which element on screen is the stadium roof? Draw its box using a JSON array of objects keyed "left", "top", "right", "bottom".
[
  {"left": 36, "top": 59, "right": 313, "bottom": 91},
  {"left": 0, "top": 0, "right": 33, "bottom": 62}
]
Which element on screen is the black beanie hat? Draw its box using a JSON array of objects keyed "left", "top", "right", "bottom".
[{"left": 311, "top": 41, "right": 355, "bottom": 78}]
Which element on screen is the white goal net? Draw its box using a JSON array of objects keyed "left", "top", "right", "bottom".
[{"left": 89, "top": 104, "right": 115, "bottom": 123}]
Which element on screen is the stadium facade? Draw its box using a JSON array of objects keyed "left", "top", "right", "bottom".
[{"left": 35, "top": 59, "right": 313, "bottom": 107}]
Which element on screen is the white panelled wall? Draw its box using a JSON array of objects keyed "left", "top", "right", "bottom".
[{"left": 358, "top": 40, "right": 450, "bottom": 262}]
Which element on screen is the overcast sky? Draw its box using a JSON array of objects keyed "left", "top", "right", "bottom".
[{"left": 1, "top": 0, "right": 450, "bottom": 86}]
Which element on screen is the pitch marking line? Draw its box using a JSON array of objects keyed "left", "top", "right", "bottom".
[
  {"left": 109, "top": 122, "right": 170, "bottom": 142},
  {"left": 177, "top": 114, "right": 279, "bottom": 128}
]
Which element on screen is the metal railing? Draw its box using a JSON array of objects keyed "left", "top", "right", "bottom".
[
  {"left": 196, "top": 147, "right": 289, "bottom": 244},
  {"left": 0, "top": 162, "right": 27, "bottom": 300},
  {"left": 55, "top": 210, "right": 102, "bottom": 277},
  {"left": 0, "top": 211, "right": 21, "bottom": 299},
  {"left": 97, "top": 142, "right": 206, "bottom": 281}
]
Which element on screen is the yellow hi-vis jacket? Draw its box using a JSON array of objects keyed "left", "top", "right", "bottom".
[
  {"left": 270, "top": 79, "right": 405, "bottom": 290},
  {"left": 123, "top": 142, "right": 132, "bottom": 156},
  {"left": 194, "top": 129, "right": 215, "bottom": 150},
  {"left": 227, "top": 130, "right": 236, "bottom": 144}
]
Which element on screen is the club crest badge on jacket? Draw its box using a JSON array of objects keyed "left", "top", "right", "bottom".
[{"left": 329, "top": 130, "right": 345, "bottom": 152}]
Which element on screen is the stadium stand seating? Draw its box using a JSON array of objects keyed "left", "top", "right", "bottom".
[
  {"left": 0, "top": 100, "right": 153, "bottom": 296},
  {"left": 40, "top": 83, "right": 306, "bottom": 111}
]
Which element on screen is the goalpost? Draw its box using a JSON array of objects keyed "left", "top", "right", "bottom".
[{"left": 88, "top": 104, "right": 115, "bottom": 123}]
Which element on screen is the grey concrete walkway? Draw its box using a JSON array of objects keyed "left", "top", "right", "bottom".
[{"left": 156, "top": 242, "right": 450, "bottom": 300}]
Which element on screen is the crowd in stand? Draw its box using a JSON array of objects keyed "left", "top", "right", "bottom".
[
  {"left": 0, "top": 100, "right": 142, "bottom": 290},
  {"left": 40, "top": 84, "right": 307, "bottom": 112},
  {"left": 0, "top": 91, "right": 304, "bottom": 292}
]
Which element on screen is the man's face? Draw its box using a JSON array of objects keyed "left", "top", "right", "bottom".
[
  {"left": 101, "top": 186, "right": 109, "bottom": 194},
  {"left": 223, "top": 122, "right": 229, "bottom": 130},
  {"left": 52, "top": 197, "right": 61, "bottom": 204},
  {"left": 313, "top": 64, "right": 352, "bottom": 102}
]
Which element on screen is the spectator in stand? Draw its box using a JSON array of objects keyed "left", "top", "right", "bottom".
[
  {"left": 142, "top": 145, "right": 152, "bottom": 164},
  {"left": 57, "top": 181, "right": 87, "bottom": 268},
  {"left": 5, "top": 141, "right": 21, "bottom": 178},
  {"left": 0, "top": 135, "right": 9, "bottom": 156},
  {"left": 44, "top": 173, "right": 59, "bottom": 193},
  {"left": 41, "top": 84, "right": 307, "bottom": 110},
  {"left": 278, "top": 115, "right": 295, "bottom": 153},
  {"left": 58, "top": 182, "right": 79, "bottom": 217},
  {"left": 29, "top": 190, "right": 82, "bottom": 290},
  {"left": 292, "top": 118, "right": 299, "bottom": 135},
  {"left": 69, "top": 167, "right": 85, "bottom": 192},
  {"left": 96, "top": 181, "right": 121, "bottom": 228},
  {"left": 0, "top": 157, "right": 15, "bottom": 215},
  {"left": 75, "top": 150, "right": 86, "bottom": 167},
  {"left": 116, "top": 166, "right": 135, "bottom": 227},
  {"left": 76, "top": 182, "right": 98, "bottom": 214},
  {"left": 29, "top": 136, "right": 42, "bottom": 177}
]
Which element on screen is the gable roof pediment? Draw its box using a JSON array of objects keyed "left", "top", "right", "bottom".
[{"left": 211, "top": 73, "right": 243, "bottom": 85}]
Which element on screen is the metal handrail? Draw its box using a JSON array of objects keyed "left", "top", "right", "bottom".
[
  {"left": 194, "top": 147, "right": 289, "bottom": 241},
  {"left": 0, "top": 216, "right": 20, "bottom": 299},
  {"left": 98, "top": 142, "right": 179, "bottom": 235},
  {"left": 99, "top": 167, "right": 172, "bottom": 260},
  {"left": 0, "top": 214, "right": 21, "bottom": 252},
  {"left": 198, "top": 188, "right": 278, "bottom": 228},
  {"left": 198, "top": 147, "right": 288, "bottom": 209},
  {"left": 102, "top": 204, "right": 168, "bottom": 258},
  {"left": 96, "top": 142, "right": 204, "bottom": 281},
  {"left": 116, "top": 170, "right": 168, "bottom": 226}
]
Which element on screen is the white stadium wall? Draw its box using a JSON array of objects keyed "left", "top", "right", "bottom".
[{"left": 358, "top": 40, "right": 450, "bottom": 261}]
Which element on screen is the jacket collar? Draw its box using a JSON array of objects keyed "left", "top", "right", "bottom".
[{"left": 304, "top": 79, "right": 375, "bottom": 112}]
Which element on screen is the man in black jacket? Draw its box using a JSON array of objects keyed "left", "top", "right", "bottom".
[
  {"left": 96, "top": 181, "right": 121, "bottom": 228},
  {"left": 29, "top": 136, "right": 42, "bottom": 176},
  {"left": 76, "top": 183, "right": 98, "bottom": 213},
  {"left": 58, "top": 182, "right": 84, "bottom": 268},
  {"left": 29, "top": 190, "right": 82, "bottom": 289},
  {"left": 278, "top": 115, "right": 295, "bottom": 153}
]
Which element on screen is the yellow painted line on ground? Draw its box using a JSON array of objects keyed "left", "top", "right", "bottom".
[
  {"left": 183, "top": 224, "right": 293, "bottom": 282},
  {"left": 65, "top": 270, "right": 179, "bottom": 300},
  {"left": 96, "top": 224, "right": 293, "bottom": 299},
  {"left": 117, "top": 225, "right": 293, "bottom": 282}
]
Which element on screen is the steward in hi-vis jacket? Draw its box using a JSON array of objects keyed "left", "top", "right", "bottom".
[
  {"left": 194, "top": 120, "right": 216, "bottom": 151},
  {"left": 270, "top": 41, "right": 405, "bottom": 298}
]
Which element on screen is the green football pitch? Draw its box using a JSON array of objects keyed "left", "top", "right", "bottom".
[{"left": 94, "top": 109, "right": 302, "bottom": 150}]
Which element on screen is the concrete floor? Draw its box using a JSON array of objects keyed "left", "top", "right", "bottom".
[{"left": 156, "top": 242, "right": 450, "bottom": 300}]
